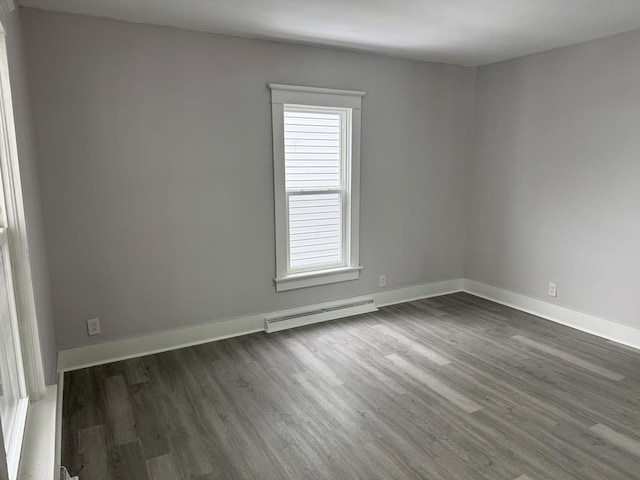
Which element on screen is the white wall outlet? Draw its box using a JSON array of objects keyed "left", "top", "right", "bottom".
[
  {"left": 379, "top": 274, "right": 387, "bottom": 288},
  {"left": 548, "top": 282, "right": 557, "bottom": 298},
  {"left": 87, "top": 318, "right": 101, "bottom": 336}
]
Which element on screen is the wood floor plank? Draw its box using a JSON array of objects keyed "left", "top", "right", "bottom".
[
  {"left": 77, "top": 424, "right": 109, "bottom": 480},
  {"left": 372, "top": 323, "right": 451, "bottom": 365},
  {"left": 61, "top": 414, "right": 80, "bottom": 475},
  {"left": 103, "top": 375, "right": 137, "bottom": 446},
  {"left": 129, "top": 384, "right": 171, "bottom": 459},
  {"left": 512, "top": 335, "right": 625, "bottom": 381},
  {"left": 279, "top": 336, "right": 344, "bottom": 387},
  {"left": 590, "top": 424, "right": 640, "bottom": 458},
  {"left": 62, "top": 293, "right": 640, "bottom": 480},
  {"left": 385, "top": 353, "right": 483, "bottom": 413},
  {"left": 146, "top": 454, "right": 180, "bottom": 480},
  {"left": 124, "top": 357, "right": 150, "bottom": 385},
  {"left": 110, "top": 440, "right": 151, "bottom": 480}
]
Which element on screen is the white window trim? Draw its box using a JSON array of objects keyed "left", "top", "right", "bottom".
[
  {"left": 0, "top": 18, "right": 47, "bottom": 480},
  {"left": 0, "top": 23, "right": 46, "bottom": 401},
  {"left": 269, "top": 84, "right": 365, "bottom": 292},
  {"left": 0, "top": 226, "right": 28, "bottom": 480}
]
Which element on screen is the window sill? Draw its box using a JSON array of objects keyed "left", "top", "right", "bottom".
[
  {"left": 17, "top": 386, "right": 57, "bottom": 480},
  {"left": 275, "top": 266, "right": 363, "bottom": 292},
  {"left": 7, "top": 397, "right": 28, "bottom": 480}
]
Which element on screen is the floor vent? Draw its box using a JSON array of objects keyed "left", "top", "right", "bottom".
[{"left": 265, "top": 298, "right": 377, "bottom": 333}]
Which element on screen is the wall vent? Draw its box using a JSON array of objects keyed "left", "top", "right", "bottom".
[{"left": 264, "top": 298, "right": 377, "bottom": 333}]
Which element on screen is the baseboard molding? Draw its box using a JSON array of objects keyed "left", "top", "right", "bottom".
[
  {"left": 57, "top": 278, "right": 464, "bottom": 372},
  {"left": 463, "top": 279, "right": 640, "bottom": 351},
  {"left": 57, "top": 314, "right": 265, "bottom": 373},
  {"left": 58, "top": 277, "right": 639, "bottom": 373},
  {"left": 374, "top": 278, "right": 464, "bottom": 307}
]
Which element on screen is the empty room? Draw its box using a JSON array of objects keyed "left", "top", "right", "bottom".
[{"left": 0, "top": 0, "right": 639, "bottom": 479}]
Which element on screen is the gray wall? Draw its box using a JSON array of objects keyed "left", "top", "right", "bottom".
[
  {"left": 1, "top": 8, "right": 56, "bottom": 384},
  {"left": 22, "top": 9, "right": 476, "bottom": 349},
  {"left": 467, "top": 28, "right": 640, "bottom": 328}
]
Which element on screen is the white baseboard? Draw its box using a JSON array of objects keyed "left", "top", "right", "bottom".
[
  {"left": 57, "top": 314, "right": 265, "bottom": 372},
  {"left": 57, "top": 278, "right": 465, "bottom": 372},
  {"left": 374, "top": 278, "right": 464, "bottom": 307},
  {"left": 57, "top": 277, "right": 640, "bottom": 373},
  {"left": 463, "top": 279, "right": 640, "bottom": 351}
]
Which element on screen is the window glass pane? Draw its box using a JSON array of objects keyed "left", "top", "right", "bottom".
[
  {"left": 284, "top": 109, "right": 341, "bottom": 190},
  {"left": 289, "top": 193, "right": 342, "bottom": 270},
  {"left": 0, "top": 251, "right": 22, "bottom": 448}
]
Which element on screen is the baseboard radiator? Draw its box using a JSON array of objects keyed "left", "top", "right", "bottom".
[{"left": 264, "top": 297, "right": 378, "bottom": 333}]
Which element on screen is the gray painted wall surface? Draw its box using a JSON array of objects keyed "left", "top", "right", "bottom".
[
  {"left": 22, "top": 9, "right": 476, "bottom": 349},
  {"left": 2, "top": 9, "right": 56, "bottom": 384},
  {"left": 467, "top": 29, "right": 640, "bottom": 328}
]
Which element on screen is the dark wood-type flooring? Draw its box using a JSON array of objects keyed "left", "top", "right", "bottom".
[{"left": 62, "top": 293, "right": 640, "bottom": 479}]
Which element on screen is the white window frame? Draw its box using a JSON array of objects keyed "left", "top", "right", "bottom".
[
  {"left": 0, "top": 23, "right": 46, "bottom": 400},
  {"left": 0, "top": 16, "right": 48, "bottom": 480},
  {"left": 269, "top": 84, "right": 365, "bottom": 292},
  {"left": 0, "top": 228, "right": 28, "bottom": 480}
]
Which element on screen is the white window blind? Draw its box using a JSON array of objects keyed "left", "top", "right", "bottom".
[
  {"left": 270, "top": 83, "right": 364, "bottom": 292},
  {"left": 285, "top": 108, "right": 345, "bottom": 271}
]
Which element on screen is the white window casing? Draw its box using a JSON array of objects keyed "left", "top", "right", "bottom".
[
  {"left": 0, "top": 25, "right": 46, "bottom": 401},
  {"left": 269, "top": 84, "right": 365, "bottom": 292},
  {"left": 0, "top": 18, "right": 45, "bottom": 480}
]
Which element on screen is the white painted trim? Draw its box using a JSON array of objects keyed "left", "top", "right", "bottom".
[
  {"left": 0, "top": 224, "right": 27, "bottom": 480},
  {"left": 0, "top": 30, "right": 46, "bottom": 400},
  {"left": 57, "top": 278, "right": 464, "bottom": 372},
  {"left": 374, "top": 279, "right": 464, "bottom": 307},
  {"left": 61, "top": 277, "right": 640, "bottom": 374},
  {"left": 275, "top": 266, "right": 363, "bottom": 291},
  {"left": 463, "top": 279, "right": 640, "bottom": 351},
  {"left": 268, "top": 84, "right": 365, "bottom": 108},
  {"left": 17, "top": 385, "right": 57, "bottom": 480},
  {"left": 57, "top": 314, "right": 264, "bottom": 372},
  {"left": 57, "top": 276, "right": 640, "bottom": 374},
  {"left": 5, "top": 397, "right": 26, "bottom": 480},
  {"left": 268, "top": 84, "right": 366, "bottom": 98},
  {"left": 54, "top": 373, "right": 63, "bottom": 480},
  {"left": 269, "top": 84, "right": 364, "bottom": 292}
]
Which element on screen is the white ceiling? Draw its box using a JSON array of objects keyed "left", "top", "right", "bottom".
[{"left": 18, "top": 0, "right": 640, "bottom": 66}]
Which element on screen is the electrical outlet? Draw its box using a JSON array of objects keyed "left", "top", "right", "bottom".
[
  {"left": 548, "top": 282, "right": 557, "bottom": 298},
  {"left": 379, "top": 274, "right": 387, "bottom": 288},
  {"left": 87, "top": 318, "right": 101, "bottom": 336}
]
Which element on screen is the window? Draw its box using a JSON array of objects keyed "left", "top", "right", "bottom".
[
  {"left": 0, "top": 23, "right": 47, "bottom": 480},
  {"left": 0, "top": 228, "right": 27, "bottom": 480},
  {"left": 269, "top": 84, "right": 365, "bottom": 291}
]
